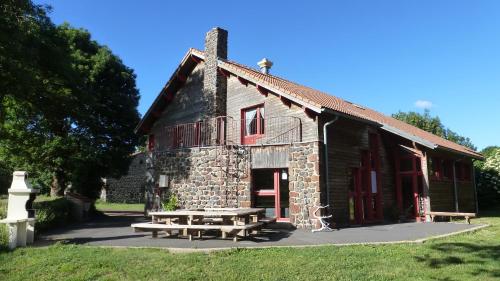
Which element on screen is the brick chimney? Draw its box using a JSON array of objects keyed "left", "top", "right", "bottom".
[{"left": 203, "top": 27, "right": 228, "bottom": 117}]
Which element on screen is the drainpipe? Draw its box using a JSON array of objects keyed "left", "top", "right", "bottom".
[
  {"left": 452, "top": 161, "right": 459, "bottom": 212},
  {"left": 323, "top": 116, "right": 339, "bottom": 207}
]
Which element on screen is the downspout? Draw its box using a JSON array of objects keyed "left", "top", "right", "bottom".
[
  {"left": 472, "top": 159, "right": 479, "bottom": 214},
  {"left": 452, "top": 161, "right": 459, "bottom": 212},
  {"left": 323, "top": 116, "right": 339, "bottom": 207}
]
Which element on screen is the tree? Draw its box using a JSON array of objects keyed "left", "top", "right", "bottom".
[
  {"left": 392, "top": 109, "right": 477, "bottom": 151},
  {"left": 475, "top": 147, "right": 500, "bottom": 209},
  {"left": 0, "top": 1, "right": 140, "bottom": 198}
]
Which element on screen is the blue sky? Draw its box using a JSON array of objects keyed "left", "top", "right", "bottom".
[{"left": 35, "top": 0, "right": 500, "bottom": 150}]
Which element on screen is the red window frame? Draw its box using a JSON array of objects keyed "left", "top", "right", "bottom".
[{"left": 241, "top": 104, "right": 265, "bottom": 145}]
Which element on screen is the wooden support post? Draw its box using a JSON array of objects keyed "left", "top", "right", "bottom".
[
  {"left": 412, "top": 156, "right": 420, "bottom": 221},
  {"left": 452, "top": 161, "right": 459, "bottom": 212},
  {"left": 394, "top": 152, "right": 403, "bottom": 214},
  {"left": 420, "top": 151, "right": 431, "bottom": 222}
]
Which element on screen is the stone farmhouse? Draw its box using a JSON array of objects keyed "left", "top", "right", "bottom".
[{"left": 136, "top": 27, "right": 482, "bottom": 229}]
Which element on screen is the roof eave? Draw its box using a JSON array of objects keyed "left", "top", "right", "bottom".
[
  {"left": 134, "top": 49, "right": 205, "bottom": 134},
  {"left": 436, "top": 145, "right": 484, "bottom": 160},
  {"left": 320, "top": 108, "right": 380, "bottom": 126},
  {"left": 380, "top": 124, "right": 437, "bottom": 149}
]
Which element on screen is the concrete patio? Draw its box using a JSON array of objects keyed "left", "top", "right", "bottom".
[{"left": 36, "top": 212, "right": 485, "bottom": 251}]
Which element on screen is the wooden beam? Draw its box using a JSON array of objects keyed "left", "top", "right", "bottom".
[
  {"left": 256, "top": 85, "right": 268, "bottom": 97},
  {"left": 152, "top": 111, "right": 162, "bottom": 118},
  {"left": 237, "top": 76, "right": 248, "bottom": 86},
  {"left": 218, "top": 68, "right": 230, "bottom": 78},
  {"left": 280, "top": 96, "right": 292, "bottom": 108},
  {"left": 190, "top": 55, "right": 201, "bottom": 64},
  {"left": 176, "top": 73, "right": 187, "bottom": 83},
  {"left": 303, "top": 107, "right": 317, "bottom": 120}
]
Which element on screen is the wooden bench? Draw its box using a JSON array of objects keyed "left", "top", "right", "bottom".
[
  {"left": 131, "top": 222, "right": 264, "bottom": 242},
  {"left": 429, "top": 212, "right": 476, "bottom": 224}
]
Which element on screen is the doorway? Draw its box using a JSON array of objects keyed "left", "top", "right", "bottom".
[
  {"left": 395, "top": 151, "right": 425, "bottom": 221},
  {"left": 348, "top": 133, "right": 383, "bottom": 225},
  {"left": 252, "top": 168, "right": 289, "bottom": 222}
]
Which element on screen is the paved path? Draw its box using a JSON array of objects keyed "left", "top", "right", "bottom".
[{"left": 37, "top": 213, "right": 482, "bottom": 250}]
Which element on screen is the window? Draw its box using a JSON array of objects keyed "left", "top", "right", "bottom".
[{"left": 242, "top": 105, "right": 265, "bottom": 144}]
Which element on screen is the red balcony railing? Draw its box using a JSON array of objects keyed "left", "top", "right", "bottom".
[{"left": 153, "top": 116, "right": 301, "bottom": 151}]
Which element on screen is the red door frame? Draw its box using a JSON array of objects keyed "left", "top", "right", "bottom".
[
  {"left": 349, "top": 167, "right": 363, "bottom": 224},
  {"left": 253, "top": 169, "right": 289, "bottom": 222},
  {"left": 394, "top": 152, "right": 424, "bottom": 221},
  {"left": 349, "top": 134, "right": 383, "bottom": 225},
  {"left": 241, "top": 104, "right": 264, "bottom": 145}
]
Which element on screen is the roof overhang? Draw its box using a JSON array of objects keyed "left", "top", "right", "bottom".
[
  {"left": 380, "top": 124, "right": 437, "bottom": 149},
  {"left": 135, "top": 49, "right": 204, "bottom": 134}
]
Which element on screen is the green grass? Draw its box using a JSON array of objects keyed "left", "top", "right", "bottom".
[
  {"left": 0, "top": 210, "right": 499, "bottom": 280},
  {"left": 94, "top": 199, "right": 144, "bottom": 212}
]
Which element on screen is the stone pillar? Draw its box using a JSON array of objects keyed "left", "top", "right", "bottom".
[{"left": 203, "top": 27, "right": 228, "bottom": 118}]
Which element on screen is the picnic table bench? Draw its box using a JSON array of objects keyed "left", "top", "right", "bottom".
[
  {"left": 429, "top": 211, "right": 476, "bottom": 224},
  {"left": 131, "top": 208, "right": 276, "bottom": 242}
]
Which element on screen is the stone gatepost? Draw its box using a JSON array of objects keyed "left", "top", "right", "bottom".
[{"left": 1, "top": 171, "right": 38, "bottom": 249}]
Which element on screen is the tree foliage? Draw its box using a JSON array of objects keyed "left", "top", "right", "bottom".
[
  {"left": 392, "top": 109, "right": 477, "bottom": 151},
  {"left": 0, "top": 1, "right": 140, "bottom": 198},
  {"left": 476, "top": 147, "right": 500, "bottom": 209}
]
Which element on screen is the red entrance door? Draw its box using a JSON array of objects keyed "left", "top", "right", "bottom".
[
  {"left": 349, "top": 134, "right": 383, "bottom": 224},
  {"left": 252, "top": 169, "right": 289, "bottom": 222},
  {"left": 395, "top": 152, "right": 424, "bottom": 221}
]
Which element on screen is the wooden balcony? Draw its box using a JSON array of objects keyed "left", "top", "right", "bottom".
[{"left": 153, "top": 116, "right": 301, "bottom": 151}]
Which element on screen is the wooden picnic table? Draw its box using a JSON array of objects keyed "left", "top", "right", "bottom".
[{"left": 132, "top": 208, "right": 272, "bottom": 242}]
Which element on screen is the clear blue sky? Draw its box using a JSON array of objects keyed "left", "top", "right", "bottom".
[{"left": 35, "top": 0, "right": 500, "bottom": 151}]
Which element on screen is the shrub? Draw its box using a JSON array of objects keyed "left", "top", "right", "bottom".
[
  {"left": 0, "top": 196, "right": 8, "bottom": 249},
  {"left": 34, "top": 197, "right": 73, "bottom": 232},
  {"left": 476, "top": 167, "right": 500, "bottom": 210},
  {"left": 162, "top": 193, "right": 179, "bottom": 211}
]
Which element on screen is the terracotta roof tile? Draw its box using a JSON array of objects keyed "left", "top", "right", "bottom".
[{"left": 193, "top": 50, "right": 482, "bottom": 159}]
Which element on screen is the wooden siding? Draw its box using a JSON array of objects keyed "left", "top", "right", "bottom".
[
  {"left": 320, "top": 117, "right": 394, "bottom": 224},
  {"left": 151, "top": 62, "right": 206, "bottom": 134},
  {"left": 226, "top": 75, "right": 319, "bottom": 143},
  {"left": 251, "top": 146, "right": 289, "bottom": 169}
]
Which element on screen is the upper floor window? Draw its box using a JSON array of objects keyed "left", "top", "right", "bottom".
[{"left": 242, "top": 104, "right": 264, "bottom": 144}]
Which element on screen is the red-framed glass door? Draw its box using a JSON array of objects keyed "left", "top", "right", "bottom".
[
  {"left": 349, "top": 134, "right": 383, "bottom": 225},
  {"left": 252, "top": 168, "right": 289, "bottom": 222},
  {"left": 394, "top": 152, "right": 425, "bottom": 221},
  {"left": 241, "top": 105, "right": 264, "bottom": 145}
]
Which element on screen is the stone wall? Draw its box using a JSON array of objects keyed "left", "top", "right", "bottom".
[
  {"left": 153, "top": 141, "right": 322, "bottom": 229},
  {"left": 103, "top": 152, "right": 146, "bottom": 203},
  {"left": 154, "top": 146, "right": 251, "bottom": 209},
  {"left": 288, "top": 142, "right": 322, "bottom": 228}
]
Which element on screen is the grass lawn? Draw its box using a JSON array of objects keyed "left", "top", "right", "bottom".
[
  {"left": 94, "top": 199, "right": 144, "bottom": 212},
  {"left": 0, "top": 210, "right": 499, "bottom": 281}
]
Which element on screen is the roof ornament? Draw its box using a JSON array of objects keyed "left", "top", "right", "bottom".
[{"left": 257, "top": 58, "right": 273, "bottom": 74}]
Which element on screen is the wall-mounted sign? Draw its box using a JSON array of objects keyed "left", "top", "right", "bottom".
[{"left": 159, "top": 175, "right": 168, "bottom": 188}]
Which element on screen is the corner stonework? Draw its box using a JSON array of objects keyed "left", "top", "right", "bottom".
[{"left": 288, "top": 142, "right": 322, "bottom": 229}]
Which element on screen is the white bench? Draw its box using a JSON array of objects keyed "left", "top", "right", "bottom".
[{"left": 429, "top": 212, "right": 476, "bottom": 224}]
